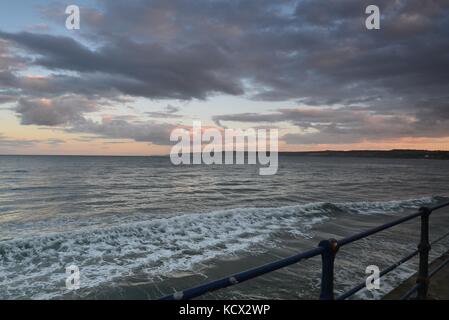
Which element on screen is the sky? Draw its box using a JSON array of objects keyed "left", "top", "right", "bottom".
[{"left": 0, "top": 0, "right": 449, "bottom": 155}]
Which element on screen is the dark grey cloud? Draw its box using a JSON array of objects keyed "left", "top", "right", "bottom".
[
  {"left": 165, "top": 105, "right": 180, "bottom": 114},
  {"left": 65, "top": 118, "right": 176, "bottom": 146},
  {"left": 214, "top": 102, "right": 449, "bottom": 144},
  {"left": 0, "top": 29, "right": 243, "bottom": 100},
  {"left": 146, "top": 105, "right": 182, "bottom": 118},
  {"left": 0, "top": 0, "right": 448, "bottom": 145},
  {"left": 3, "top": 0, "right": 446, "bottom": 103},
  {"left": 0, "top": 94, "right": 16, "bottom": 104},
  {"left": 11, "top": 96, "right": 173, "bottom": 146},
  {"left": 0, "top": 39, "right": 29, "bottom": 71},
  {"left": 15, "top": 96, "right": 97, "bottom": 126}
]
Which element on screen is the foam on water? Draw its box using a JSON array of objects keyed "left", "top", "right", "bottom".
[{"left": 0, "top": 197, "right": 436, "bottom": 299}]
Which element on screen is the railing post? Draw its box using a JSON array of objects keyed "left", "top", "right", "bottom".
[
  {"left": 319, "top": 238, "right": 338, "bottom": 300},
  {"left": 416, "top": 206, "right": 431, "bottom": 300}
]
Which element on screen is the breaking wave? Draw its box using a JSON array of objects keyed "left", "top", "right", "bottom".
[{"left": 0, "top": 196, "right": 437, "bottom": 299}]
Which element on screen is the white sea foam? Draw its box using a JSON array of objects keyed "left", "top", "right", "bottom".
[
  {"left": 0, "top": 196, "right": 437, "bottom": 299},
  {"left": 337, "top": 196, "right": 434, "bottom": 215}
]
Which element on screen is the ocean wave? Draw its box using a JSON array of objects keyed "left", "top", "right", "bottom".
[
  {"left": 336, "top": 196, "right": 436, "bottom": 215},
  {"left": 0, "top": 196, "right": 438, "bottom": 299},
  {"left": 0, "top": 169, "right": 29, "bottom": 174}
]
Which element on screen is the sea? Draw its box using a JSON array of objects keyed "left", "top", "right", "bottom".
[{"left": 0, "top": 155, "right": 448, "bottom": 300}]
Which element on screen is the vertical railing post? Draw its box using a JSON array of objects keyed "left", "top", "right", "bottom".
[
  {"left": 416, "top": 206, "right": 431, "bottom": 299},
  {"left": 319, "top": 238, "right": 338, "bottom": 300}
]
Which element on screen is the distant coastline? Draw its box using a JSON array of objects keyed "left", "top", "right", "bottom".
[
  {"left": 1, "top": 149, "right": 449, "bottom": 159},
  {"left": 279, "top": 150, "right": 449, "bottom": 160}
]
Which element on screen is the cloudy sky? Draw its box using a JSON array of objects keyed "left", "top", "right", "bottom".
[{"left": 0, "top": 0, "right": 448, "bottom": 155}]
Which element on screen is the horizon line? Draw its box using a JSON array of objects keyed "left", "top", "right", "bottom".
[{"left": 1, "top": 149, "right": 448, "bottom": 157}]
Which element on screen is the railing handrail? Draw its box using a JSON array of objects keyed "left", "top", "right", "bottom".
[
  {"left": 337, "top": 230, "right": 449, "bottom": 300},
  {"left": 160, "top": 246, "right": 324, "bottom": 300},
  {"left": 160, "top": 200, "right": 449, "bottom": 300}
]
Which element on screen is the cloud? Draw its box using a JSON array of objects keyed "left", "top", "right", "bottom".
[
  {"left": 0, "top": 29, "right": 243, "bottom": 100},
  {"left": 0, "top": 134, "right": 64, "bottom": 148},
  {"left": 0, "top": 39, "right": 29, "bottom": 71},
  {"left": 2, "top": 1, "right": 449, "bottom": 102},
  {"left": 146, "top": 104, "right": 182, "bottom": 118},
  {"left": 0, "top": 134, "right": 38, "bottom": 147},
  {"left": 3, "top": 0, "right": 446, "bottom": 104},
  {"left": 0, "top": 94, "right": 16, "bottom": 104},
  {"left": 0, "top": 0, "right": 449, "bottom": 145},
  {"left": 45, "top": 138, "right": 65, "bottom": 145},
  {"left": 65, "top": 118, "right": 176, "bottom": 146},
  {"left": 15, "top": 96, "right": 97, "bottom": 126},
  {"left": 214, "top": 103, "right": 449, "bottom": 144}
]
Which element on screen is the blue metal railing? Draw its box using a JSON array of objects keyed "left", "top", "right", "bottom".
[{"left": 160, "top": 200, "right": 449, "bottom": 300}]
